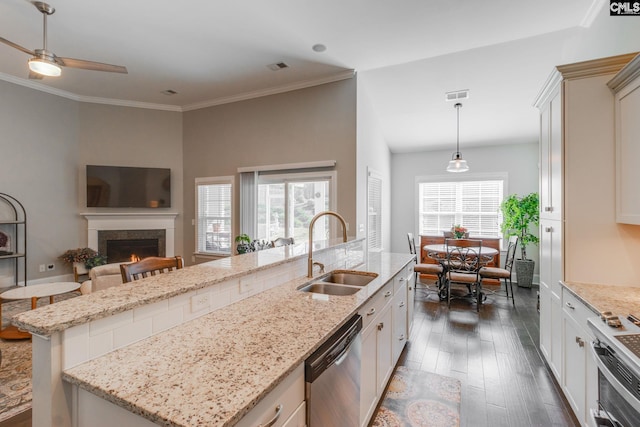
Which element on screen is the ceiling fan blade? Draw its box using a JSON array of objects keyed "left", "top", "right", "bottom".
[
  {"left": 28, "top": 70, "right": 44, "bottom": 80},
  {"left": 56, "top": 57, "right": 128, "bottom": 74},
  {"left": 0, "top": 36, "right": 35, "bottom": 56}
]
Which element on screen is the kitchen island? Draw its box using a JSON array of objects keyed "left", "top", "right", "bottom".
[{"left": 13, "top": 239, "right": 414, "bottom": 427}]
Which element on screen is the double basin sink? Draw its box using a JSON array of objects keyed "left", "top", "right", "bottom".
[{"left": 298, "top": 270, "right": 378, "bottom": 296}]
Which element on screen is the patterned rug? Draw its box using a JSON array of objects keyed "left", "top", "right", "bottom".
[
  {"left": 372, "top": 367, "right": 461, "bottom": 427},
  {"left": 0, "top": 291, "right": 79, "bottom": 422}
]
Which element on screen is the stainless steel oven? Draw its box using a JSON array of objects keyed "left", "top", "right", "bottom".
[{"left": 588, "top": 315, "right": 640, "bottom": 427}]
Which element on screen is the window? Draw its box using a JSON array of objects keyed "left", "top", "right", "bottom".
[
  {"left": 367, "top": 169, "right": 382, "bottom": 252},
  {"left": 256, "top": 171, "right": 336, "bottom": 244},
  {"left": 195, "top": 176, "right": 233, "bottom": 255},
  {"left": 417, "top": 174, "right": 505, "bottom": 237}
]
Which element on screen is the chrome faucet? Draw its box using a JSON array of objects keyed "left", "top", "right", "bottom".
[{"left": 308, "top": 211, "right": 348, "bottom": 277}]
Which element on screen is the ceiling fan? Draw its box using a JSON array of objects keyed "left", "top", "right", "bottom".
[{"left": 0, "top": 1, "right": 127, "bottom": 79}]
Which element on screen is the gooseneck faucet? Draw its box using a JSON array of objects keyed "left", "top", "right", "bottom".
[{"left": 308, "top": 211, "right": 348, "bottom": 277}]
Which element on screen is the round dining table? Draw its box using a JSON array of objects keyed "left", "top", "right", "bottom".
[{"left": 423, "top": 243, "right": 499, "bottom": 260}]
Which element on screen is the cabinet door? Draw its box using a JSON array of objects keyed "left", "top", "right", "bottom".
[
  {"left": 563, "top": 313, "right": 586, "bottom": 423},
  {"left": 539, "top": 88, "right": 562, "bottom": 221},
  {"left": 392, "top": 282, "right": 408, "bottom": 362},
  {"left": 540, "top": 219, "right": 562, "bottom": 297},
  {"left": 376, "top": 302, "right": 394, "bottom": 396},
  {"left": 360, "top": 322, "right": 378, "bottom": 427},
  {"left": 407, "top": 268, "right": 415, "bottom": 335},
  {"left": 539, "top": 281, "right": 552, "bottom": 362},
  {"left": 615, "top": 74, "right": 640, "bottom": 224}
]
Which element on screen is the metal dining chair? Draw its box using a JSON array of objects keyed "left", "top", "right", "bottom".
[
  {"left": 407, "top": 233, "right": 444, "bottom": 299},
  {"left": 444, "top": 239, "right": 483, "bottom": 310},
  {"left": 479, "top": 235, "right": 518, "bottom": 306}
]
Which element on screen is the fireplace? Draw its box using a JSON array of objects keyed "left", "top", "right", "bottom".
[
  {"left": 98, "top": 229, "right": 165, "bottom": 263},
  {"left": 83, "top": 213, "right": 177, "bottom": 259}
]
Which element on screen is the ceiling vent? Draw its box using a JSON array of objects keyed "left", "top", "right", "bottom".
[
  {"left": 267, "top": 62, "right": 289, "bottom": 71},
  {"left": 445, "top": 89, "right": 469, "bottom": 102},
  {"left": 161, "top": 89, "right": 178, "bottom": 96}
]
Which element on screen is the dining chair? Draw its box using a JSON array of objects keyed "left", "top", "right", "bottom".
[
  {"left": 479, "top": 235, "right": 518, "bottom": 306},
  {"left": 407, "top": 233, "right": 444, "bottom": 299},
  {"left": 120, "top": 256, "right": 183, "bottom": 283},
  {"left": 444, "top": 242, "right": 483, "bottom": 311},
  {"left": 272, "top": 237, "right": 295, "bottom": 247}
]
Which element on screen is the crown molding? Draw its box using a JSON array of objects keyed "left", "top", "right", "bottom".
[{"left": 1, "top": 69, "right": 355, "bottom": 113}]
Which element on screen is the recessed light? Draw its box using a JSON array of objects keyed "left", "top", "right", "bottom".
[{"left": 312, "top": 44, "right": 327, "bottom": 53}]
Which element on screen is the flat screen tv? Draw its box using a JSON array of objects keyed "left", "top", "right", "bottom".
[{"left": 86, "top": 165, "right": 171, "bottom": 208}]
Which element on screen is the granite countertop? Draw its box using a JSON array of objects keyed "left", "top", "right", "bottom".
[
  {"left": 562, "top": 280, "right": 640, "bottom": 316},
  {"left": 13, "top": 238, "right": 359, "bottom": 336},
  {"left": 62, "top": 252, "right": 414, "bottom": 427}
]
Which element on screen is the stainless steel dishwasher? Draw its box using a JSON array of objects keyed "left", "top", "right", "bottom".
[{"left": 305, "top": 314, "right": 362, "bottom": 427}]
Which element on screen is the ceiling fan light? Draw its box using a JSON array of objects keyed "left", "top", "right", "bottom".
[{"left": 28, "top": 57, "right": 61, "bottom": 77}]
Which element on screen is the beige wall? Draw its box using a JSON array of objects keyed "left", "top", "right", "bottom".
[{"left": 182, "top": 78, "right": 357, "bottom": 263}]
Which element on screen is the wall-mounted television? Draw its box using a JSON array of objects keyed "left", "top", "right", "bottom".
[{"left": 86, "top": 165, "right": 171, "bottom": 208}]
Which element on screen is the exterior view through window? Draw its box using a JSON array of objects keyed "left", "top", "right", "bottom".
[
  {"left": 418, "top": 179, "right": 504, "bottom": 237},
  {"left": 257, "top": 175, "right": 332, "bottom": 244},
  {"left": 195, "top": 177, "right": 233, "bottom": 255}
]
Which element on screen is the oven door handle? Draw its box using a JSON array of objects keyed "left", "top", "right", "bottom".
[{"left": 590, "top": 341, "right": 640, "bottom": 414}]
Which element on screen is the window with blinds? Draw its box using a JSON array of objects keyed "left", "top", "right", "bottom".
[
  {"left": 195, "top": 176, "right": 233, "bottom": 255},
  {"left": 368, "top": 170, "right": 382, "bottom": 252},
  {"left": 418, "top": 178, "right": 504, "bottom": 237}
]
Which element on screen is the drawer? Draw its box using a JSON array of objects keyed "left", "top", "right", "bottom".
[
  {"left": 393, "top": 266, "right": 411, "bottom": 294},
  {"left": 235, "top": 364, "right": 304, "bottom": 427},
  {"left": 562, "top": 288, "right": 598, "bottom": 328},
  {"left": 359, "top": 280, "right": 393, "bottom": 330}
]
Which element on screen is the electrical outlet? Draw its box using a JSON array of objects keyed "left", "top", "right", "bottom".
[
  {"left": 39, "top": 264, "right": 46, "bottom": 272},
  {"left": 191, "top": 293, "right": 210, "bottom": 313},
  {"left": 47, "top": 263, "right": 55, "bottom": 271}
]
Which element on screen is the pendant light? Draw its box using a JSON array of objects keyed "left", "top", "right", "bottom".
[{"left": 446, "top": 102, "right": 469, "bottom": 173}]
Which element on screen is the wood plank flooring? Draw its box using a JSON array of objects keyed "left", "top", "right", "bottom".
[{"left": 398, "top": 281, "right": 580, "bottom": 427}]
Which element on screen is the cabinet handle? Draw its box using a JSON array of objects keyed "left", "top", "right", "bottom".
[
  {"left": 545, "top": 206, "right": 554, "bottom": 212},
  {"left": 399, "top": 301, "right": 405, "bottom": 308},
  {"left": 384, "top": 291, "right": 392, "bottom": 298},
  {"left": 399, "top": 277, "right": 405, "bottom": 282},
  {"left": 575, "top": 336, "right": 585, "bottom": 348},
  {"left": 565, "top": 302, "right": 575, "bottom": 310},
  {"left": 377, "top": 322, "right": 384, "bottom": 331},
  {"left": 366, "top": 307, "right": 376, "bottom": 316},
  {"left": 398, "top": 334, "right": 405, "bottom": 341},
  {"left": 409, "top": 286, "right": 413, "bottom": 291},
  {"left": 258, "top": 404, "right": 283, "bottom": 427},
  {"left": 545, "top": 226, "right": 554, "bottom": 232}
]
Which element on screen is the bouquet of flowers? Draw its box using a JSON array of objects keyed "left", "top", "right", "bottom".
[{"left": 451, "top": 225, "right": 467, "bottom": 239}]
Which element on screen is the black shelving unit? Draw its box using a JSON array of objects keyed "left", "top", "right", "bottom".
[{"left": 0, "top": 193, "right": 27, "bottom": 287}]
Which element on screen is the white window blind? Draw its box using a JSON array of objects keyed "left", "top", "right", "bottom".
[
  {"left": 195, "top": 176, "right": 233, "bottom": 255},
  {"left": 418, "top": 178, "right": 504, "bottom": 237},
  {"left": 368, "top": 170, "right": 382, "bottom": 252}
]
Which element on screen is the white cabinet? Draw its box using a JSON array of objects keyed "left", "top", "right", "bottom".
[
  {"left": 359, "top": 266, "right": 412, "bottom": 427},
  {"left": 538, "top": 86, "right": 562, "bottom": 222},
  {"left": 561, "top": 289, "right": 598, "bottom": 427},
  {"left": 608, "top": 53, "right": 640, "bottom": 224},
  {"left": 407, "top": 266, "right": 415, "bottom": 334}
]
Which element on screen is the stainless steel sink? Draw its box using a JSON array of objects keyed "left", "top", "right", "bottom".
[
  {"left": 298, "top": 282, "right": 361, "bottom": 296},
  {"left": 321, "top": 270, "right": 378, "bottom": 287}
]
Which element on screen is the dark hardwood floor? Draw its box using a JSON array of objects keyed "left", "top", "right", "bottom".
[
  {"left": 1, "top": 281, "right": 579, "bottom": 427},
  {"left": 398, "top": 280, "right": 580, "bottom": 427}
]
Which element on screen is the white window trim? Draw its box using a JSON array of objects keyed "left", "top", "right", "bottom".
[
  {"left": 195, "top": 175, "right": 234, "bottom": 257},
  {"left": 414, "top": 172, "right": 508, "bottom": 240}
]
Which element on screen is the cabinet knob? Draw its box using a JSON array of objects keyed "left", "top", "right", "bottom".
[
  {"left": 399, "top": 301, "right": 405, "bottom": 308},
  {"left": 398, "top": 334, "right": 405, "bottom": 341},
  {"left": 377, "top": 322, "right": 384, "bottom": 331},
  {"left": 384, "top": 291, "right": 392, "bottom": 298},
  {"left": 544, "top": 206, "right": 554, "bottom": 212},
  {"left": 575, "top": 336, "right": 585, "bottom": 348},
  {"left": 545, "top": 227, "right": 554, "bottom": 233},
  {"left": 565, "top": 302, "right": 575, "bottom": 310}
]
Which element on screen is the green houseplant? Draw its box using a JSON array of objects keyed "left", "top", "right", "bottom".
[
  {"left": 500, "top": 192, "right": 540, "bottom": 288},
  {"left": 235, "top": 234, "right": 252, "bottom": 254}
]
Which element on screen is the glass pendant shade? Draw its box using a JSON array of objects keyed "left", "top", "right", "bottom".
[
  {"left": 446, "top": 153, "right": 469, "bottom": 173},
  {"left": 446, "top": 102, "right": 469, "bottom": 173},
  {"left": 28, "top": 57, "right": 61, "bottom": 76}
]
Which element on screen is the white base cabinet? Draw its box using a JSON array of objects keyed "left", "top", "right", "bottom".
[{"left": 359, "top": 263, "right": 413, "bottom": 427}]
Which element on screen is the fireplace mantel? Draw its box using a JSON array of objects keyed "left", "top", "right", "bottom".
[{"left": 82, "top": 212, "right": 178, "bottom": 257}]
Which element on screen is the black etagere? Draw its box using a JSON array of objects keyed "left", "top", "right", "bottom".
[{"left": 0, "top": 193, "right": 27, "bottom": 286}]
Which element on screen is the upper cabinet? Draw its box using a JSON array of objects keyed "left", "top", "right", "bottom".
[{"left": 608, "top": 54, "right": 640, "bottom": 224}]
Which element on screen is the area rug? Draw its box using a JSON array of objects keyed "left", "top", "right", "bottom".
[
  {"left": 372, "top": 367, "right": 461, "bottom": 427},
  {"left": 0, "top": 291, "right": 79, "bottom": 422}
]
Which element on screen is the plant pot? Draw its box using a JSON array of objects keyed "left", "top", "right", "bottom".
[
  {"left": 515, "top": 259, "right": 535, "bottom": 288},
  {"left": 73, "top": 262, "right": 89, "bottom": 275}
]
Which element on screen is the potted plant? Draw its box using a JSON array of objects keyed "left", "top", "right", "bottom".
[
  {"left": 59, "top": 247, "right": 107, "bottom": 277},
  {"left": 235, "top": 234, "right": 252, "bottom": 254},
  {"left": 500, "top": 192, "right": 540, "bottom": 288}
]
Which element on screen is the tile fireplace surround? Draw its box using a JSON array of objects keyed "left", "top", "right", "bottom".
[{"left": 82, "top": 212, "right": 178, "bottom": 257}]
